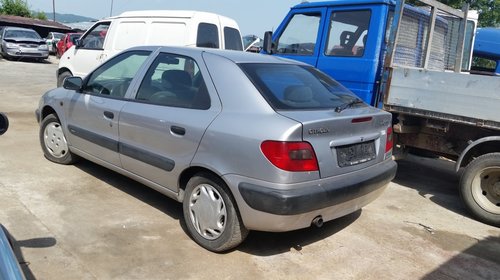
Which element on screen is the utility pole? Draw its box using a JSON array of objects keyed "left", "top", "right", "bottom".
[
  {"left": 110, "top": 0, "right": 114, "bottom": 17},
  {"left": 52, "top": 0, "right": 56, "bottom": 21}
]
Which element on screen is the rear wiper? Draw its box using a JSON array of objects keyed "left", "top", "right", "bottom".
[{"left": 334, "top": 98, "right": 364, "bottom": 113}]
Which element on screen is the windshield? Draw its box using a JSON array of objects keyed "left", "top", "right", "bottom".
[
  {"left": 5, "top": 29, "right": 41, "bottom": 39},
  {"left": 240, "top": 63, "right": 363, "bottom": 110}
]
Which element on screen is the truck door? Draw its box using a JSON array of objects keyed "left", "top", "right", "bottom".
[
  {"left": 315, "top": 7, "right": 381, "bottom": 104},
  {"left": 272, "top": 7, "right": 327, "bottom": 67}
]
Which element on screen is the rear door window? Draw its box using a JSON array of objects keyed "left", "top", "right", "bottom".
[
  {"left": 224, "top": 27, "right": 243, "bottom": 50},
  {"left": 240, "top": 63, "right": 362, "bottom": 110},
  {"left": 197, "top": 23, "right": 219, "bottom": 48}
]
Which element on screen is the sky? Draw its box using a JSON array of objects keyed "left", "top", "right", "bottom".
[{"left": 27, "top": 0, "right": 306, "bottom": 36}]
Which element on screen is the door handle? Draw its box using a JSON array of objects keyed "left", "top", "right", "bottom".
[
  {"left": 103, "top": 111, "right": 114, "bottom": 119},
  {"left": 170, "top": 125, "right": 186, "bottom": 136}
]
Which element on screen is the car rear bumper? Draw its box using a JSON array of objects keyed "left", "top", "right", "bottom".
[{"left": 225, "top": 159, "right": 397, "bottom": 232}]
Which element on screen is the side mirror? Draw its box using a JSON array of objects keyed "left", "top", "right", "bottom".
[
  {"left": 262, "top": 31, "right": 275, "bottom": 54},
  {"left": 0, "top": 113, "right": 9, "bottom": 135},
  {"left": 75, "top": 38, "right": 82, "bottom": 48},
  {"left": 63, "top": 77, "right": 83, "bottom": 91}
]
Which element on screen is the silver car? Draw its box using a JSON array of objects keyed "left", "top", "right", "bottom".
[
  {"left": 36, "top": 46, "right": 397, "bottom": 252},
  {"left": 0, "top": 27, "right": 49, "bottom": 61}
]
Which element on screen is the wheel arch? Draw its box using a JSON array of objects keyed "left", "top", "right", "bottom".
[
  {"left": 178, "top": 166, "right": 230, "bottom": 201},
  {"left": 57, "top": 67, "right": 72, "bottom": 77},
  {"left": 456, "top": 136, "right": 500, "bottom": 172},
  {"left": 40, "top": 105, "right": 58, "bottom": 121}
]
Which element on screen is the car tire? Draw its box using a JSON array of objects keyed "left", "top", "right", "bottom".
[
  {"left": 57, "top": 71, "right": 72, "bottom": 87},
  {"left": 39, "top": 113, "right": 77, "bottom": 165},
  {"left": 183, "top": 173, "right": 248, "bottom": 252},
  {"left": 460, "top": 153, "right": 500, "bottom": 227}
]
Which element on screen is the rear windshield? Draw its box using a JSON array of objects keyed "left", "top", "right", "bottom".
[{"left": 239, "top": 63, "right": 362, "bottom": 110}]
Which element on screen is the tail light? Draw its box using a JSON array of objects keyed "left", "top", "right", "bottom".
[
  {"left": 260, "top": 141, "right": 319, "bottom": 172},
  {"left": 385, "top": 126, "right": 393, "bottom": 153}
]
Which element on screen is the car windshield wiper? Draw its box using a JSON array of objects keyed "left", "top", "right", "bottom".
[{"left": 334, "top": 98, "right": 364, "bottom": 113}]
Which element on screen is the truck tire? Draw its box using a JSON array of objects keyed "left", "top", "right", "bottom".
[
  {"left": 57, "top": 71, "right": 72, "bottom": 87},
  {"left": 459, "top": 153, "right": 500, "bottom": 227}
]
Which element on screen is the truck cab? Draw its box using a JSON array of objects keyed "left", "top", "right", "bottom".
[{"left": 268, "top": 0, "right": 393, "bottom": 105}]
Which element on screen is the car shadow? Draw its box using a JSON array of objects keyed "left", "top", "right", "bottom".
[
  {"left": 74, "top": 159, "right": 361, "bottom": 255},
  {"left": 422, "top": 235, "right": 500, "bottom": 279},
  {"left": 393, "top": 154, "right": 471, "bottom": 217},
  {"left": 236, "top": 210, "right": 361, "bottom": 256},
  {"left": 74, "top": 160, "right": 183, "bottom": 221},
  {"left": 2, "top": 225, "right": 56, "bottom": 280}
]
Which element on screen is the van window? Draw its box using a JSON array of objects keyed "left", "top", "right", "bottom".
[
  {"left": 276, "top": 13, "right": 321, "bottom": 55},
  {"left": 197, "top": 23, "right": 219, "bottom": 48},
  {"left": 80, "top": 22, "right": 111, "bottom": 50},
  {"left": 114, "top": 21, "right": 147, "bottom": 50},
  {"left": 326, "top": 10, "right": 371, "bottom": 57},
  {"left": 224, "top": 27, "right": 243, "bottom": 50},
  {"left": 136, "top": 53, "right": 210, "bottom": 110}
]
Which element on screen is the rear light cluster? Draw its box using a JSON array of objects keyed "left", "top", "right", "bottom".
[
  {"left": 385, "top": 126, "right": 393, "bottom": 154},
  {"left": 260, "top": 140, "right": 319, "bottom": 172}
]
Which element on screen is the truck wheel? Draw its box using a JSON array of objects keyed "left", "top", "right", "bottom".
[
  {"left": 183, "top": 173, "right": 248, "bottom": 252},
  {"left": 39, "top": 113, "right": 77, "bottom": 165},
  {"left": 57, "top": 71, "right": 72, "bottom": 87},
  {"left": 460, "top": 153, "right": 500, "bottom": 227}
]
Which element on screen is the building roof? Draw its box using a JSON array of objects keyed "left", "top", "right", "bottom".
[{"left": 0, "top": 14, "right": 71, "bottom": 30}]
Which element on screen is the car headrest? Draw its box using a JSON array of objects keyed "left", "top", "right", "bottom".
[{"left": 284, "top": 85, "right": 313, "bottom": 103}]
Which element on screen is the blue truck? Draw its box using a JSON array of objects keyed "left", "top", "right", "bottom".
[
  {"left": 472, "top": 27, "right": 500, "bottom": 75},
  {"left": 264, "top": 0, "right": 500, "bottom": 226}
]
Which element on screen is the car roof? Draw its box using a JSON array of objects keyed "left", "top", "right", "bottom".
[
  {"left": 133, "top": 45, "right": 308, "bottom": 65},
  {"left": 293, "top": 0, "right": 394, "bottom": 9}
]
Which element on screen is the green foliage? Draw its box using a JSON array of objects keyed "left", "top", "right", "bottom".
[
  {"left": 0, "top": 0, "right": 31, "bottom": 17},
  {"left": 34, "top": 11, "right": 47, "bottom": 20}
]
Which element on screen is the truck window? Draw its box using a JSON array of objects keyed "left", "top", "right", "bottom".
[
  {"left": 224, "top": 27, "right": 243, "bottom": 51},
  {"left": 276, "top": 13, "right": 321, "bottom": 55},
  {"left": 197, "top": 23, "right": 219, "bottom": 48},
  {"left": 80, "top": 22, "right": 111, "bottom": 50},
  {"left": 326, "top": 10, "right": 371, "bottom": 57}
]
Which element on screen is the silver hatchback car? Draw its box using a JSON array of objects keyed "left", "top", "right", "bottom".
[{"left": 36, "top": 46, "right": 397, "bottom": 252}]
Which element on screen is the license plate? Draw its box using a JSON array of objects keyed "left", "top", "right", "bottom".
[{"left": 336, "top": 141, "right": 376, "bottom": 167}]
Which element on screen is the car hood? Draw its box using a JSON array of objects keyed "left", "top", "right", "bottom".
[{"left": 4, "top": 38, "right": 45, "bottom": 44}]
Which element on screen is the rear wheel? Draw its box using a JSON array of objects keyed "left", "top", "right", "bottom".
[
  {"left": 183, "top": 173, "right": 248, "bottom": 252},
  {"left": 460, "top": 153, "right": 500, "bottom": 227},
  {"left": 39, "top": 113, "right": 76, "bottom": 165},
  {"left": 57, "top": 71, "right": 72, "bottom": 87}
]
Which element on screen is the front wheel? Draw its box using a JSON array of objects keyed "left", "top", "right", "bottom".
[
  {"left": 460, "top": 153, "right": 500, "bottom": 227},
  {"left": 39, "top": 114, "right": 77, "bottom": 165},
  {"left": 57, "top": 71, "right": 72, "bottom": 87},
  {"left": 183, "top": 173, "right": 248, "bottom": 252}
]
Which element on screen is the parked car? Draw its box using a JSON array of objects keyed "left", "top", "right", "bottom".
[
  {"left": 37, "top": 46, "right": 397, "bottom": 252},
  {"left": 0, "top": 27, "right": 48, "bottom": 61},
  {"left": 45, "top": 32, "right": 64, "bottom": 54},
  {"left": 56, "top": 32, "right": 82, "bottom": 58},
  {"left": 57, "top": 10, "right": 244, "bottom": 86}
]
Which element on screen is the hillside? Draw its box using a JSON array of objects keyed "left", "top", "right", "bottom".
[{"left": 45, "top": 12, "right": 96, "bottom": 23}]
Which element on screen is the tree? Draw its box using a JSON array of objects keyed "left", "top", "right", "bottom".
[
  {"left": 34, "top": 11, "right": 47, "bottom": 20},
  {"left": 0, "top": 0, "right": 31, "bottom": 18}
]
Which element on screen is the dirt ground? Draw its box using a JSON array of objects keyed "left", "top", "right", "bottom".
[{"left": 0, "top": 56, "right": 498, "bottom": 280}]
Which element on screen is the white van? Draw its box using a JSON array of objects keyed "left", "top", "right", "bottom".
[{"left": 57, "top": 10, "right": 243, "bottom": 86}]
